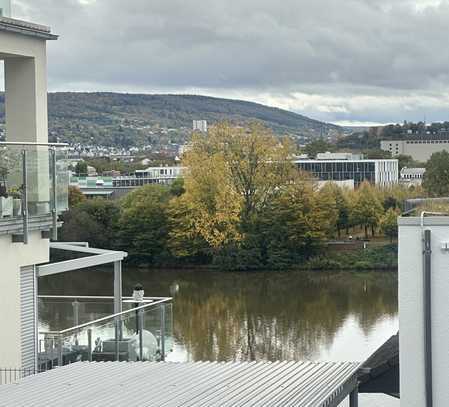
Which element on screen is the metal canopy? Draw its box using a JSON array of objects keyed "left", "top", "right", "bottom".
[
  {"left": 0, "top": 361, "right": 361, "bottom": 407},
  {"left": 37, "top": 243, "right": 127, "bottom": 277}
]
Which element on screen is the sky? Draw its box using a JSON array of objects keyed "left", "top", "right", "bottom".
[{"left": 11, "top": 0, "right": 449, "bottom": 126}]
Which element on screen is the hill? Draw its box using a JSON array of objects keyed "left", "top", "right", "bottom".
[{"left": 1, "top": 93, "right": 341, "bottom": 147}]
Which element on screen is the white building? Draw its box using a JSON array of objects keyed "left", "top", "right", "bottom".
[
  {"left": 193, "top": 120, "right": 208, "bottom": 133},
  {"left": 0, "top": 9, "right": 131, "bottom": 375},
  {"left": 381, "top": 137, "right": 449, "bottom": 161},
  {"left": 400, "top": 167, "right": 426, "bottom": 187},
  {"left": 294, "top": 159, "right": 399, "bottom": 187}
]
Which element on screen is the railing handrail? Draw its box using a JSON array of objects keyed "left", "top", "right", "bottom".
[
  {"left": 0, "top": 142, "right": 69, "bottom": 147},
  {"left": 38, "top": 295, "right": 169, "bottom": 300},
  {"left": 39, "top": 297, "right": 172, "bottom": 336}
]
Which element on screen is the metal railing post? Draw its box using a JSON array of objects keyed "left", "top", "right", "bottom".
[
  {"left": 87, "top": 329, "right": 92, "bottom": 362},
  {"left": 138, "top": 309, "right": 144, "bottom": 361},
  {"left": 57, "top": 336, "right": 63, "bottom": 367},
  {"left": 50, "top": 148, "right": 58, "bottom": 241},
  {"left": 21, "top": 149, "right": 28, "bottom": 244},
  {"left": 114, "top": 261, "right": 123, "bottom": 340},
  {"left": 115, "top": 318, "right": 120, "bottom": 362},
  {"left": 160, "top": 304, "right": 166, "bottom": 361}
]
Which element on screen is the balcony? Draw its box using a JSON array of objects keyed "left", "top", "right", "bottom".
[
  {"left": 38, "top": 295, "right": 173, "bottom": 369},
  {"left": 0, "top": 142, "right": 69, "bottom": 243}
]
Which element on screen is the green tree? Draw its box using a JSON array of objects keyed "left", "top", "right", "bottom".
[
  {"left": 304, "top": 139, "right": 335, "bottom": 159},
  {"left": 59, "top": 199, "right": 120, "bottom": 249},
  {"left": 254, "top": 178, "right": 334, "bottom": 269},
  {"left": 74, "top": 161, "right": 88, "bottom": 176},
  {"left": 117, "top": 185, "right": 172, "bottom": 264},
  {"left": 423, "top": 150, "right": 449, "bottom": 197},
  {"left": 351, "top": 182, "right": 384, "bottom": 239},
  {"left": 380, "top": 208, "right": 399, "bottom": 243}
]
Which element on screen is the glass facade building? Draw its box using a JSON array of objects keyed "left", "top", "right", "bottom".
[{"left": 294, "top": 159, "right": 398, "bottom": 187}]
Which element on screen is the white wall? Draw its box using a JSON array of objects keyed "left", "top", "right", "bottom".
[
  {"left": 0, "top": 232, "right": 49, "bottom": 368},
  {"left": 398, "top": 217, "right": 449, "bottom": 407}
]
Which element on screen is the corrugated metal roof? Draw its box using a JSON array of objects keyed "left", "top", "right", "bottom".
[{"left": 0, "top": 361, "right": 360, "bottom": 407}]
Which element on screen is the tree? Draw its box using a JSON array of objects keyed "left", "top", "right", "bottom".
[
  {"left": 254, "top": 177, "right": 335, "bottom": 268},
  {"left": 319, "top": 183, "right": 350, "bottom": 238},
  {"left": 304, "top": 139, "right": 335, "bottom": 158},
  {"left": 351, "top": 182, "right": 384, "bottom": 239},
  {"left": 179, "top": 122, "right": 295, "bottom": 246},
  {"left": 117, "top": 185, "right": 171, "bottom": 264},
  {"left": 423, "top": 150, "right": 449, "bottom": 197},
  {"left": 169, "top": 177, "right": 185, "bottom": 197},
  {"left": 74, "top": 161, "right": 88, "bottom": 176},
  {"left": 396, "top": 154, "right": 419, "bottom": 172},
  {"left": 68, "top": 186, "right": 86, "bottom": 207},
  {"left": 59, "top": 199, "right": 120, "bottom": 249},
  {"left": 380, "top": 208, "right": 399, "bottom": 243}
]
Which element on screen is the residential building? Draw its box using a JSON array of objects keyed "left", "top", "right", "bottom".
[
  {"left": 193, "top": 119, "right": 208, "bottom": 133},
  {"left": 400, "top": 167, "right": 425, "bottom": 187},
  {"left": 294, "top": 159, "right": 398, "bottom": 187},
  {"left": 381, "top": 135, "right": 449, "bottom": 161},
  {"left": 0, "top": 10, "right": 172, "bottom": 377}
]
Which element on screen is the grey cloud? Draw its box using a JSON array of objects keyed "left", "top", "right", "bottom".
[{"left": 12, "top": 0, "right": 449, "bottom": 124}]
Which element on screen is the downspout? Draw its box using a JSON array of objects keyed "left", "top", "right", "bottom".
[
  {"left": 423, "top": 228, "right": 433, "bottom": 407},
  {"left": 420, "top": 212, "right": 443, "bottom": 407}
]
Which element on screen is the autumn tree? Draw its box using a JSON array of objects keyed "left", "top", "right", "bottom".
[
  {"left": 68, "top": 186, "right": 86, "bottom": 207},
  {"left": 380, "top": 208, "right": 399, "bottom": 243},
  {"left": 351, "top": 182, "right": 384, "bottom": 239},
  {"left": 318, "top": 183, "right": 350, "bottom": 238}
]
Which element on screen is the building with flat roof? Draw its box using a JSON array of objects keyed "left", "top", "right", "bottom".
[
  {"left": 193, "top": 120, "right": 207, "bottom": 133},
  {"left": 294, "top": 159, "right": 398, "bottom": 187},
  {"left": 400, "top": 167, "right": 425, "bottom": 187},
  {"left": 381, "top": 135, "right": 449, "bottom": 161}
]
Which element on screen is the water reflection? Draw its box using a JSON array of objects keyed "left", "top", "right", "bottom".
[{"left": 39, "top": 269, "right": 397, "bottom": 364}]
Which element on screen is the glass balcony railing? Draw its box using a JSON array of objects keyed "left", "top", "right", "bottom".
[
  {"left": 38, "top": 297, "right": 173, "bottom": 370},
  {"left": 0, "top": 142, "right": 69, "bottom": 241}
]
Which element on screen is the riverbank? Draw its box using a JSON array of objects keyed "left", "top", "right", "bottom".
[
  {"left": 302, "top": 244, "right": 398, "bottom": 271},
  {"left": 122, "top": 243, "right": 398, "bottom": 272}
]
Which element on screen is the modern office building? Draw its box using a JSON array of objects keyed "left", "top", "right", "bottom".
[
  {"left": 381, "top": 135, "right": 449, "bottom": 161},
  {"left": 294, "top": 159, "right": 398, "bottom": 187}
]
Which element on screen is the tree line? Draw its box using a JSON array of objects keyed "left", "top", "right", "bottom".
[{"left": 63, "top": 123, "right": 423, "bottom": 271}]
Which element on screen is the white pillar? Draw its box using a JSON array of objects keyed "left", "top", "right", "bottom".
[{"left": 5, "top": 52, "right": 48, "bottom": 144}]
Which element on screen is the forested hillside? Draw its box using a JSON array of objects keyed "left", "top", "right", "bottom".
[{"left": 0, "top": 93, "right": 340, "bottom": 147}]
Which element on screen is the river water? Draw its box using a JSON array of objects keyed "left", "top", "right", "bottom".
[{"left": 40, "top": 268, "right": 399, "bottom": 407}]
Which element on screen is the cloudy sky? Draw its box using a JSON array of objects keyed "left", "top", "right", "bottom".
[{"left": 12, "top": 0, "right": 449, "bottom": 125}]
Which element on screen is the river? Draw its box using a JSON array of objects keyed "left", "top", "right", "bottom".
[{"left": 40, "top": 268, "right": 399, "bottom": 407}]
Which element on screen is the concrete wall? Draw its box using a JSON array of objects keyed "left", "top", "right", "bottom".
[
  {"left": 0, "top": 232, "right": 49, "bottom": 368},
  {"left": 398, "top": 217, "right": 449, "bottom": 406}
]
